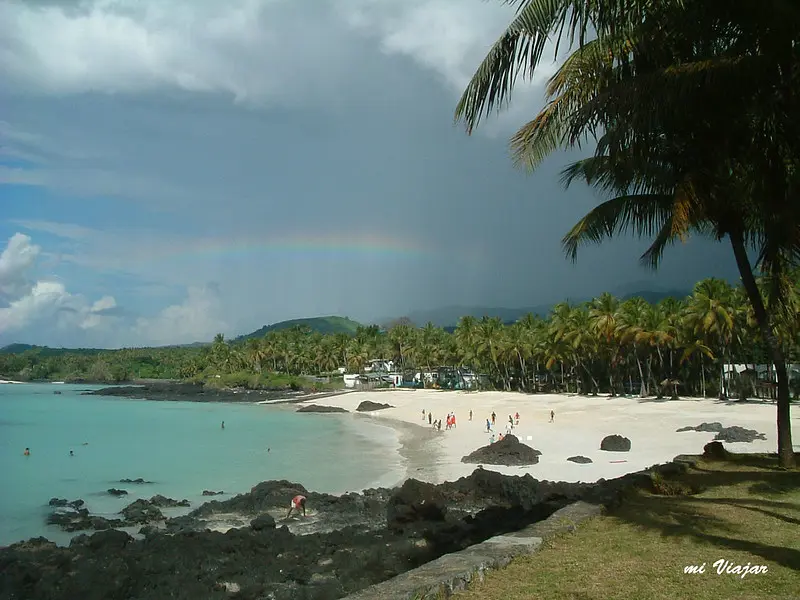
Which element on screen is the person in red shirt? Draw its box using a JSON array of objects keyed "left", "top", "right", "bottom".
[{"left": 287, "top": 494, "right": 307, "bottom": 518}]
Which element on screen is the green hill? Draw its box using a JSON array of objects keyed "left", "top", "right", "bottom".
[
  {"left": 237, "top": 316, "right": 362, "bottom": 340},
  {"left": 0, "top": 344, "right": 105, "bottom": 356}
]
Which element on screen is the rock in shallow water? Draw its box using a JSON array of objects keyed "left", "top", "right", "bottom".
[
  {"left": 107, "top": 488, "right": 128, "bottom": 497},
  {"left": 296, "top": 404, "right": 349, "bottom": 413},
  {"left": 567, "top": 456, "right": 593, "bottom": 464},
  {"left": 461, "top": 435, "right": 541, "bottom": 466}
]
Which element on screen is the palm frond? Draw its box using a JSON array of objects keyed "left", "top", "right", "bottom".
[
  {"left": 562, "top": 193, "right": 674, "bottom": 262},
  {"left": 455, "top": 0, "right": 572, "bottom": 132}
]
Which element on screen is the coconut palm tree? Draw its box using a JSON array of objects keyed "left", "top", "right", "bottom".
[{"left": 455, "top": 0, "right": 798, "bottom": 466}]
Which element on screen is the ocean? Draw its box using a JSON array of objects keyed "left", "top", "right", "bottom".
[{"left": 0, "top": 383, "right": 403, "bottom": 547}]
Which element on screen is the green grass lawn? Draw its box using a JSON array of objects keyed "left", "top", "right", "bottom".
[{"left": 454, "top": 454, "right": 800, "bottom": 600}]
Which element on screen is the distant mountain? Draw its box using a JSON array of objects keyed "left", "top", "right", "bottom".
[
  {"left": 236, "top": 316, "right": 362, "bottom": 340},
  {"left": 402, "top": 288, "right": 690, "bottom": 328},
  {"left": 404, "top": 305, "right": 552, "bottom": 328}
]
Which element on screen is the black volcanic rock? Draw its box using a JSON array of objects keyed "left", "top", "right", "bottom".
[
  {"left": 461, "top": 435, "right": 541, "bottom": 466},
  {"left": 119, "top": 478, "right": 152, "bottom": 484},
  {"left": 107, "top": 488, "right": 128, "bottom": 497},
  {"left": 148, "top": 495, "right": 190, "bottom": 508},
  {"left": 7, "top": 467, "right": 670, "bottom": 600},
  {"left": 386, "top": 480, "right": 447, "bottom": 532},
  {"left": 202, "top": 490, "right": 224, "bottom": 496},
  {"left": 676, "top": 422, "right": 723, "bottom": 433},
  {"left": 600, "top": 435, "right": 631, "bottom": 452},
  {"left": 714, "top": 426, "right": 766, "bottom": 443},
  {"left": 703, "top": 441, "right": 730, "bottom": 460},
  {"left": 120, "top": 500, "right": 167, "bottom": 524},
  {"left": 250, "top": 514, "right": 277, "bottom": 531},
  {"left": 567, "top": 456, "right": 593, "bottom": 464},
  {"left": 356, "top": 401, "right": 394, "bottom": 412},
  {"left": 677, "top": 422, "right": 765, "bottom": 443},
  {"left": 296, "top": 404, "right": 348, "bottom": 413}
]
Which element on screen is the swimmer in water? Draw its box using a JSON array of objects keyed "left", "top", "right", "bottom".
[
  {"left": 287, "top": 494, "right": 306, "bottom": 518},
  {"left": 221, "top": 421, "right": 225, "bottom": 429},
  {"left": 69, "top": 450, "right": 74, "bottom": 457},
  {"left": 24, "top": 448, "right": 30, "bottom": 456}
]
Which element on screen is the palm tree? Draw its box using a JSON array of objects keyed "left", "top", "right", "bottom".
[{"left": 455, "top": 0, "right": 798, "bottom": 466}]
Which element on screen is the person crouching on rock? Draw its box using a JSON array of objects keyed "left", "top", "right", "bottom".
[{"left": 287, "top": 494, "right": 307, "bottom": 518}]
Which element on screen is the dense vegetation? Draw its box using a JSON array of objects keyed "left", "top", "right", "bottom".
[
  {"left": 235, "top": 316, "right": 362, "bottom": 340},
  {"left": 2, "top": 276, "right": 799, "bottom": 400},
  {"left": 454, "top": 0, "right": 799, "bottom": 465}
]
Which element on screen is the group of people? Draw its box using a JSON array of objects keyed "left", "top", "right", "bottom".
[{"left": 421, "top": 409, "right": 460, "bottom": 432}]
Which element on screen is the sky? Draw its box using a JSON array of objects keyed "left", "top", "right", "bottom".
[{"left": 0, "top": 0, "right": 741, "bottom": 348}]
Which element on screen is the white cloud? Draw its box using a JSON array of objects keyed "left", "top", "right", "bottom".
[
  {"left": 134, "top": 285, "right": 228, "bottom": 346},
  {"left": 0, "top": 233, "right": 41, "bottom": 299},
  {"left": 0, "top": 1, "right": 558, "bottom": 123},
  {"left": 0, "top": 232, "right": 225, "bottom": 347}
]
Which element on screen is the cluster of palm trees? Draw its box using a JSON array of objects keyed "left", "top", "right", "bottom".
[
  {"left": 200, "top": 276, "right": 799, "bottom": 401},
  {"left": 454, "top": 0, "right": 799, "bottom": 465}
]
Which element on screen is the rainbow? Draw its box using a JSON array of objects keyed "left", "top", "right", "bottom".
[{"left": 147, "top": 232, "right": 432, "bottom": 263}]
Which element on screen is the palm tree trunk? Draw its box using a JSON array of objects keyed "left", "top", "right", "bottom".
[
  {"left": 700, "top": 356, "right": 707, "bottom": 398},
  {"left": 634, "top": 345, "right": 647, "bottom": 397},
  {"left": 730, "top": 230, "right": 795, "bottom": 468}
]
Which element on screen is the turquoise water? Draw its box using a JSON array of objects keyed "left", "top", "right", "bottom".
[{"left": 0, "top": 383, "right": 403, "bottom": 547}]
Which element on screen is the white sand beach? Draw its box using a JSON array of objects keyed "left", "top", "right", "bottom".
[{"left": 296, "top": 390, "right": 797, "bottom": 485}]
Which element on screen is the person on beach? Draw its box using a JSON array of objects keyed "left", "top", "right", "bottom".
[
  {"left": 550, "top": 410, "right": 555, "bottom": 423},
  {"left": 428, "top": 412, "right": 432, "bottom": 425},
  {"left": 24, "top": 447, "right": 30, "bottom": 456},
  {"left": 452, "top": 414, "right": 456, "bottom": 428},
  {"left": 491, "top": 412, "right": 496, "bottom": 426},
  {"left": 514, "top": 411, "right": 520, "bottom": 425},
  {"left": 437, "top": 419, "right": 442, "bottom": 431},
  {"left": 469, "top": 409, "right": 473, "bottom": 421},
  {"left": 287, "top": 494, "right": 307, "bottom": 518},
  {"left": 422, "top": 409, "right": 426, "bottom": 421},
  {"left": 486, "top": 418, "right": 491, "bottom": 433}
]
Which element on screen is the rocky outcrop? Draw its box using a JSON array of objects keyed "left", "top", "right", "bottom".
[
  {"left": 461, "top": 435, "right": 541, "bottom": 466},
  {"left": 48, "top": 498, "right": 85, "bottom": 510},
  {"left": 148, "top": 495, "right": 190, "bottom": 508},
  {"left": 714, "top": 426, "right": 766, "bottom": 443},
  {"left": 83, "top": 382, "right": 310, "bottom": 403},
  {"left": 107, "top": 488, "right": 128, "bottom": 497},
  {"left": 356, "top": 401, "right": 394, "bottom": 412},
  {"left": 120, "top": 500, "right": 167, "bottom": 524},
  {"left": 119, "top": 478, "right": 152, "bottom": 484},
  {"left": 600, "top": 435, "right": 631, "bottom": 452},
  {"left": 703, "top": 441, "right": 730, "bottom": 460},
  {"left": 12, "top": 463, "right": 701, "bottom": 600},
  {"left": 676, "top": 422, "right": 723, "bottom": 433},
  {"left": 567, "top": 456, "right": 593, "bottom": 464},
  {"left": 677, "top": 422, "right": 766, "bottom": 443},
  {"left": 202, "top": 490, "right": 224, "bottom": 496},
  {"left": 250, "top": 514, "right": 276, "bottom": 531},
  {"left": 386, "top": 480, "right": 447, "bottom": 532},
  {"left": 46, "top": 496, "right": 190, "bottom": 533},
  {"left": 296, "top": 404, "right": 348, "bottom": 413}
]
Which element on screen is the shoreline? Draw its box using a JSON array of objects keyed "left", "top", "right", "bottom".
[{"left": 293, "top": 389, "right": 792, "bottom": 485}]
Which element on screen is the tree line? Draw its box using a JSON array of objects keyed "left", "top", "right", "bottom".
[{"left": 3, "top": 276, "right": 799, "bottom": 400}]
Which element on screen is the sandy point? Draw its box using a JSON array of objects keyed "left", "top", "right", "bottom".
[{"left": 293, "top": 390, "right": 796, "bottom": 485}]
